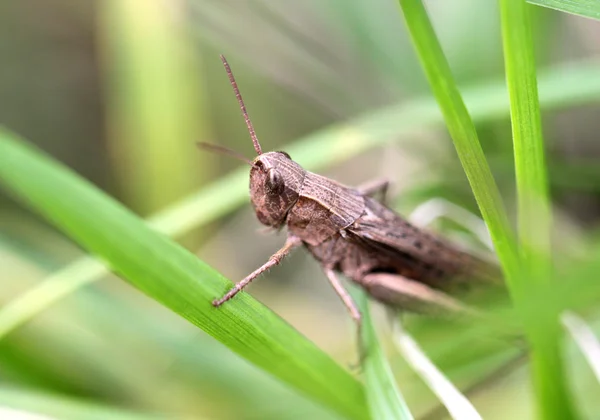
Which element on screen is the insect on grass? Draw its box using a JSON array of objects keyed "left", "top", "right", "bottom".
[{"left": 200, "top": 55, "right": 501, "bottom": 342}]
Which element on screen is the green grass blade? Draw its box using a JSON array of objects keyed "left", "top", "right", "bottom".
[
  {"left": 0, "top": 131, "right": 368, "bottom": 420},
  {"left": 0, "top": 386, "right": 168, "bottom": 420},
  {"left": 396, "top": 0, "right": 520, "bottom": 285},
  {"left": 499, "top": 1, "right": 573, "bottom": 418},
  {"left": 527, "top": 0, "right": 600, "bottom": 20},
  {"left": 0, "top": 259, "right": 106, "bottom": 339},
  {"left": 500, "top": 0, "right": 551, "bottom": 263},
  {"left": 1, "top": 60, "right": 600, "bottom": 341},
  {"left": 357, "top": 291, "right": 414, "bottom": 420}
]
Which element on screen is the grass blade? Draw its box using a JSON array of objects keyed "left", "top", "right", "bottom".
[
  {"left": 562, "top": 312, "right": 600, "bottom": 383},
  {"left": 2, "top": 60, "right": 600, "bottom": 341},
  {"left": 0, "top": 131, "right": 368, "bottom": 420},
  {"left": 0, "top": 386, "right": 167, "bottom": 420},
  {"left": 356, "top": 290, "right": 413, "bottom": 420},
  {"left": 499, "top": 1, "right": 573, "bottom": 417},
  {"left": 0, "top": 259, "right": 106, "bottom": 339},
  {"left": 391, "top": 320, "right": 482, "bottom": 420},
  {"left": 527, "top": 0, "right": 600, "bottom": 20},
  {"left": 500, "top": 0, "right": 551, "bottom": 263},
  {"left": 396, "top": 0, "right": 520, "bottom": 285}
]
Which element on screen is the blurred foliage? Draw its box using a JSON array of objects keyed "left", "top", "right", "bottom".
[
  {"left": 1, "top": 0, "right": 600, "bottom": 419},
  {"left": 528, "top": 0, "right": 600, "bottom": 20}
]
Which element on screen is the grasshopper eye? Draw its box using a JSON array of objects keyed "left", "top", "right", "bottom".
[{"left": 266, "top": 168, "right": 285, "bottom": 195}]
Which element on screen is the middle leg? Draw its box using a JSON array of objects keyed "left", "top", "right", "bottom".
[
  {"left": 323, "top": 267, "right": 367, "bottom": 364},
  {"left": 356, "top": 178, "right": 390, "bottom": 204},
  {"left": 323, "top": 267, "right": 362, "bottom": 324}
]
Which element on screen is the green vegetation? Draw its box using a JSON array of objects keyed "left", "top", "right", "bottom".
[{"left": 2, "top": 1, "right": 600, "bottom": 419}]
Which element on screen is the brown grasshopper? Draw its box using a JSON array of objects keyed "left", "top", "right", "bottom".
[{"left": 204, "top": 55, "right": 500, "bottom": 332}]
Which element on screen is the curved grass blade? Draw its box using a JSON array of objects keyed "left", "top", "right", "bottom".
[
  {"left": 2, "top": 60, "right": 600, "bottom": 342},
  {"left": 0, "top": 132, "right": 368, "bottom": 420}
]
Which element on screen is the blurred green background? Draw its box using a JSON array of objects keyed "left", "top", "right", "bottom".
[{"left": 2, "top": 0, "right": 600, "bottom": 419}]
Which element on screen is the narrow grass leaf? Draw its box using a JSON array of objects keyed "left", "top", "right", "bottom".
[
  {"left": 527, "top": 0, "right": 600, "bottom": 20},
  {"left": 396, "top": 0, "right": 520, "bottom": 287},
  {"left": 500, "top": 0, "right": 551, "bottom": 263},
  {"left": 0, "top": 132, "right": 368, "bottom": 420},
  {"left": 392, "top": 319, "right": 482, "bottom": 420},
  {"left": 356, "top": 291, "right": 413, "bottom": 420},
  {"left": 562, "top": 311, "right": 600, "bottom": 383},
  {"left": 403, "top": 193, "right": 484, "bottom": 419},
  {"left": 499, "top": 1, "right": 573, "bottom": 417},
  {"left": 1, "top": 60, "right": 600, "bottom": 342},
  {"left": 0, "top": 259, "right": 106, "bottom": 340},
  {"left": 0, "top": 386, "right": 168, "bottom": 420}
]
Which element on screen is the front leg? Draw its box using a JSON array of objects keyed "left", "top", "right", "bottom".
[{"left": 213, "top": 235, "right": 302, "bottom": 306}]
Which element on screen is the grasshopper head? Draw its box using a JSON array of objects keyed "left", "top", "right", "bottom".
[
  {"left": 249, "top": 151, "right": 304, "bottom": 227},
  {"left": 215, "top": 55, "right": 304, "bottom": 227}
]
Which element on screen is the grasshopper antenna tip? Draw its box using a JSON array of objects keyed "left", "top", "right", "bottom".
[{"left": 220, "top": 55, "right": 263, "bottom": 155}]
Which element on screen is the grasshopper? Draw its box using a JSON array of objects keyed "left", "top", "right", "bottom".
[{"left": 203, "top": 55, "right": 500, "bottom": 332}]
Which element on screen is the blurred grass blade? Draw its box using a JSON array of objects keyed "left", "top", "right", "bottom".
[
  {"left": 408, "top": 198, "right": 493, "bottom": 250},
  {"left": 98, "top": 0, "right": 210, "bottom": 214},
  {"left": 2, "top": 60, "right": 600, "bottom": 341},
  {"left": 356, "top": 291, "right": 413, "bottom": 420},
  {"left": 392, "top": 319, "right": 482, "bottom": 420},
  {"left": 0, "top": 386, "right": 167, "bottom": 420},
  {"left": 527, "top": 0, "right": 600, "bottom": 20},
  {"left": 0, "top": 259, "right": 106, "bottom": 339},
  {"left": 0, "top": 172, "right": 248, "bottom": 342},
  {"left": 562, "top": 312, "right": 600, "bottom": 383},
  {"left": 396, "top": 0, "right": 520, "bottom": 285},
  {"left": 498, "top": 1, "right": 573, "bottom": 417},
  {"left": 0, "top": 131, "right": 368, "bottom": 420}
]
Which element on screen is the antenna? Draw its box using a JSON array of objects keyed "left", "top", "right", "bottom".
[
  {"left": 220, "top": 55, "right": 262, "bottom": 155},
  {"left": 196, "top": 142, "right": 255, "bottom": 167}
]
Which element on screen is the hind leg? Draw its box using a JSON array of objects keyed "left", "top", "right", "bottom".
[{"left": 360, "top": 272, "right": 479, "bottom": 317}]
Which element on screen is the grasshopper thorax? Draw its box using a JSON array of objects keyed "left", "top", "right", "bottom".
[{"left": 249, "top": 151, "right": 305, "bottom": 227}]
